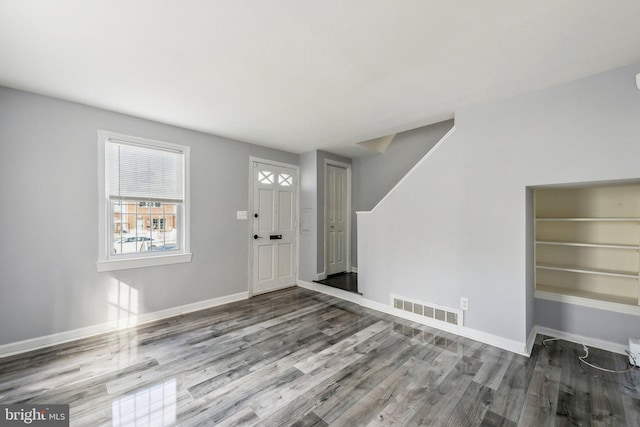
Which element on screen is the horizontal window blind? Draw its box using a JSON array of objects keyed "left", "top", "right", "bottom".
[{"left": 108, "top": 140, "right": 184, "bottom": 202}]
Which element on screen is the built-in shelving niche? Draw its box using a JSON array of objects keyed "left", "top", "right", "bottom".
[{"left": 534, "top": 182, "right": 640, "bottom": 314}]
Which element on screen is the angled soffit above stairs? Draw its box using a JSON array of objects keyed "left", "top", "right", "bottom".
[{"left": 357, "top": 134, "right": 396, "bottom": 154}]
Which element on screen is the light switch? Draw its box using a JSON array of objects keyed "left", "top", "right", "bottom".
[{"left": 236, "top": 211, "right": 248, "bottom": 220}]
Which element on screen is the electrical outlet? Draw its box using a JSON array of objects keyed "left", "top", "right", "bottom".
[{"left": 460, "top": 297, "right": 469, "bottom": 311}]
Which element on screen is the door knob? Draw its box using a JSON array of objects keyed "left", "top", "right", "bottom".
[
  {"left": 254, "top": 213, "right": 259, "bottom": 218},
  {"left": 253, "top": 234, "right": 261, "bottom": 239}
]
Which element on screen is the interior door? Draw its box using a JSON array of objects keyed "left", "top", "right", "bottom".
[
  {"left": 252, "top": 162, "right": 297, "bottom": 294},
  {"left": 325, "top": 164, "right": 348, "bottom": 275}
]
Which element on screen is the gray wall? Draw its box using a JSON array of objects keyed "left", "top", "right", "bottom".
[
  {"left": 357, "top": 62, "right": 640, "bottom": 347},
  {"left": 298, "top": 151, "right": 318, "bottom": 282},
  {"left": 535, "top": 300, "right": 640, "bottom": 345},
  {"left": 0, "top": 87, "right": 298, "bottom": 346},
  {"left": 297, "top": 150, "right": 351, "bottom": 281},
  {"left": 351, "top": 120, "right": 454, "bottom": 267}
]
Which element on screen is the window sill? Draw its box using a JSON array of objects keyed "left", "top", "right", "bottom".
[{"left": 97, "top": 253, "right": 192, "bottom": 272}]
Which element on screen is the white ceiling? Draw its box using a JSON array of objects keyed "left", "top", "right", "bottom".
[{"left": 1, "top": 1, "right": 640, "bottom": 158}]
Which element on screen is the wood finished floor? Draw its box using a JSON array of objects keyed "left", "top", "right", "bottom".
[{"left": 1, "top": 287, "right": 639, "bottom": 426}]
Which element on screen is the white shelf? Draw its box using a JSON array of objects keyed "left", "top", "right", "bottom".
[
  {"left": 536, "top": 263, "right": 638, "bottom": 279},
  {"left": 536, "top": 240, "right": 640, "bottom": 250},
  {"left": 536, "top": 217, "right": 640, "bottom": 222},
  {"left": 534, "top": 184, "right": 640, "bottom": 310},
  {"left": 535, "top": 285, "right": 640, "bottom": 315}
]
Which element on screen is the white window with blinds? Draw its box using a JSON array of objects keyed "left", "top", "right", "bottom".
[{"left": 97, "top": 131, "right": 191, "bottom": 272}]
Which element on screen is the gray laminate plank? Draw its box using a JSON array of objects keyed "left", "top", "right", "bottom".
[
  {"left": 442, "top": 381, "right": 494, "bottom": 427},
  {"left": 555, "top": 341, "right": 592, "bottom": 426},
  {"left": 177, "top": 344, "right": 322, "bottom": 424},
  {"left": 480, "top": 410, "right": 517, "bottom": 427},
  {"left": 73, "top": 385, "right": 193, "bottom": 427},
  {"left": 1, "top": 357, "right": 159, "bottom": 404},
  {"left": 365, "top": 348, "right": 461, "bottom": 426},
  {"left": 1, "top": 287, "right": 639, "bottom": 426},
  {"left": 606, "top": 350, "right": 640, "bottom": 400},
  {"left": 583, "top": 347, "right": 628, "bottom": 427},
  {"left": 288, "top": 411, "right": 329, "bottom": 427},
  {"left": 255, "top": 378, "right": 341, "bottom": 426},
  {"left": 329, "top": 349, "right": 443, "bottom": 427},
  {"left": 306, "top": 331, "right": 434, "bottom": 424},
  {"left": 211, "top": 408, "right": 259, "bottom": 427},
  {"left": 473, "top": 346, "right": 514, "bottom": 390},
  {"left": 516, "top": 357, "right": 561, "bottom": 427},
  {"left": 185, "top": 330, "right": 328, "bottom": 398},
  {"left": 622, "top": 394, "right": 640, "bottom": 426},
  {"left": 317, "top": 336, "right": 416, "bottom": 413},
  {"left": 402, "top": 355, "right": 484, "bottom": 426},
  {"left": 487, "top": 346, "right": 539, "bottom": 423},
  {"left": 107, "top": 305, "right": 334, "bottom": 395},
  {"left": 293, "top": 320, "right": 390, "bottom": 374},
  {"left": 178, "top": 365, "right": 305, "bottom": 426},
  {"left": 250, "top": 321, "right": 392, "bottom": 420}
]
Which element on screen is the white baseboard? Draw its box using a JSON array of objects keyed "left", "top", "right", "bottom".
[
  {"left": 299, "top": 280, "right": 629, "bottom": 357},
  {"left": 455, "top": 326, "right": 528, "bottom": 356},
  {"left": 5, "top": 285, "right": 628, "bottom": 360},
  {"left": 0, "top": 291, "right": 249, "bottom": 359},
  {"left": 297, "top": 280, "right": 363, "bottom": 305},
  {"left": 297, "top": 280, "right": 529, "bottom": 356},
  {"left": 351, "top": 267, "right": 358, "bottom": 273},
  {"left": 534, "top": 326, "right": 629, "bottom": 356}
]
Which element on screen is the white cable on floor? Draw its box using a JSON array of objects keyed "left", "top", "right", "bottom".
[
  {"left": 542, "top": 337, "right": 638, "bottom": 374},
  {"left": 578, "top": 344, "right": 637, "bottom": 374}
]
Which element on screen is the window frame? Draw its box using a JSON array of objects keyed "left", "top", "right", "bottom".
[{"left": 97, "top": 130, "right": 192, "bottom": 272}]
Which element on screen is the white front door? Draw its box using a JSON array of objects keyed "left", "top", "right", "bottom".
[
  {"left": 252, "top": 162, "right": 297, "bottom": 295},
  {"left": 325, "top": 164, "right": 348, "bottom": 275}
]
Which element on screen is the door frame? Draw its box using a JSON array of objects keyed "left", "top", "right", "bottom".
[
  {"left": 323, "top": 159, "right": 352, "bottom": 278},
  {"left": 248, "top": 157, "right": 300, "bottom": 297}
]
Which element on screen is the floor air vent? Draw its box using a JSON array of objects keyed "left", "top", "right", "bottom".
[{"left": 391, "top": 294, "right": 463, "bottom": 329}]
